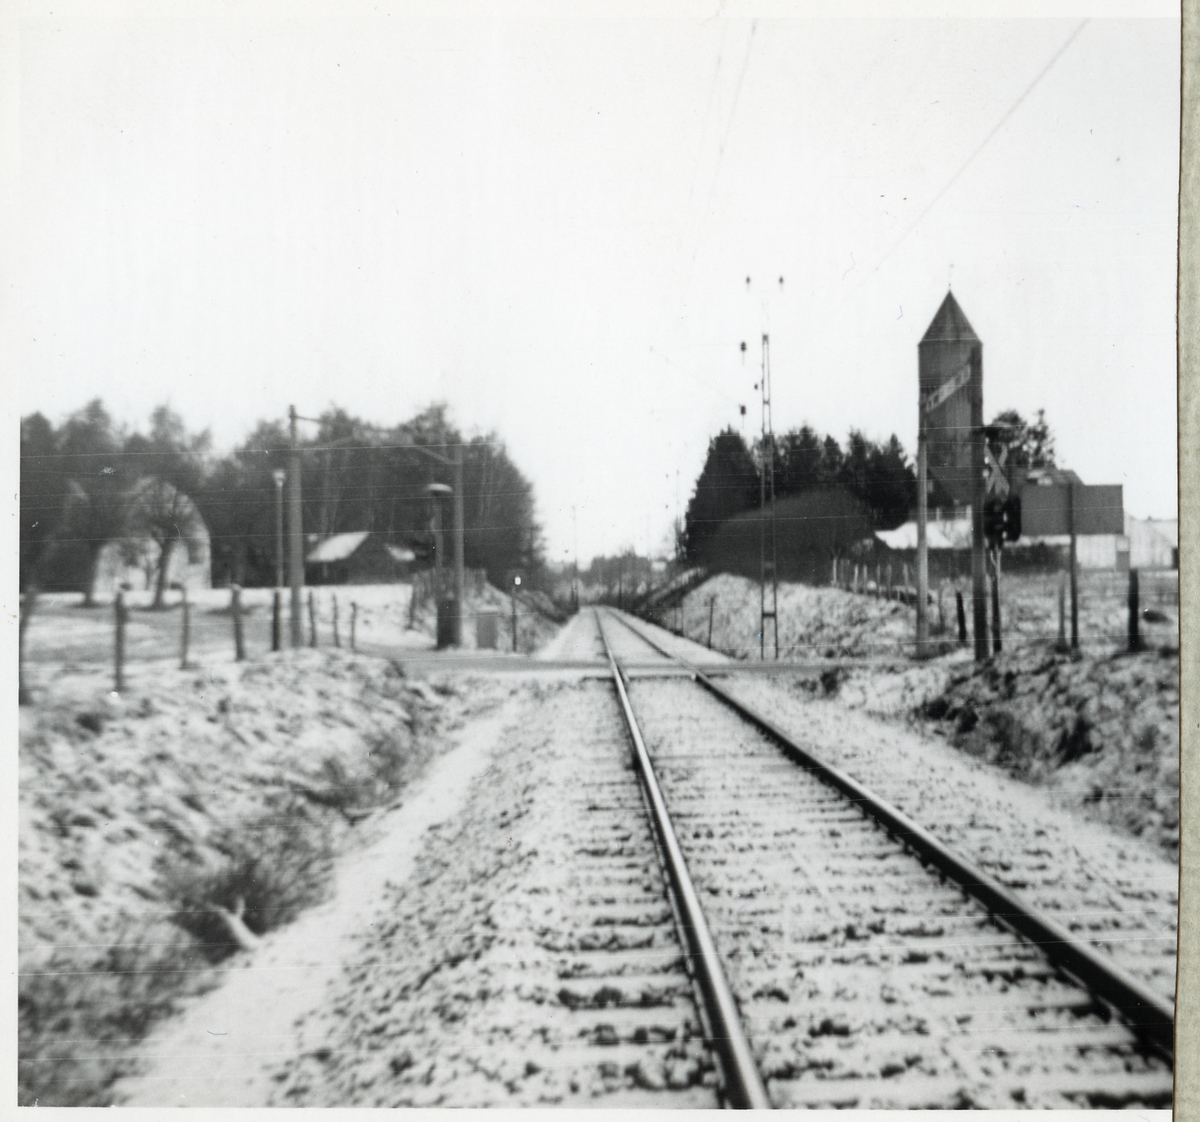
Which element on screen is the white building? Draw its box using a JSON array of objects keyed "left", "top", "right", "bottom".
[{"left": 1126, "top": 516, "right": 1178, "bottom": 569}]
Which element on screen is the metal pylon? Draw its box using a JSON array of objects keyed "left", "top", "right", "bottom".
[{"left": 759, "top": 333, "right": 778, "bottom": 660}]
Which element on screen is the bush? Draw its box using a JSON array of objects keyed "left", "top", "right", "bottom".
[
  {"left": 160, "top": 798, "right": 335, "bottom": 961},
  {"left": 19, "top": 918, "right": 216, "bottom": 1106}
]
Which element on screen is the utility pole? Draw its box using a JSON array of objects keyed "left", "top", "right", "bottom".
[
  {"left": 452, "top": 443, "right": 466, "bottom": 647},
  {"left": 288, "top": 405, "right": 305, "bottom": 648},
  {"left": 746, "top": 275, "right": 782, "bottom": 661},
  {"left": 1068, "top": 480, "right": 1079, "bottom": 649},
  {"left": 272, "top": 468, "right": 286, "bottom": 589},
  {"left": 916, "top": 421, "right": 930, "bottom": 656},
  {"left": 969, "top": 345, "right": 989, "bottom": 661},
  {"left": 282, "top": 411, "right": 468, "bottom": 649},
  {"left": 759, "top": 333, "right": 778, "bottom": 660}
]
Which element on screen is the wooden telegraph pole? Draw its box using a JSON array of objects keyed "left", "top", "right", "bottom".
[
  {"left": 1068, "top": 480, "right": 1079, "bottom": 649},
  {"left": 452, "top": 444, "right": 466, "bottom": 647},
  {"left": 969, "top": 344, "right": 989, "bottom": 661},
  {"left": 916, "top": 428, "right": 929, "bottom": 656},
  {"left": 288, "top": 405, "right": 305, "bottom": 648}
]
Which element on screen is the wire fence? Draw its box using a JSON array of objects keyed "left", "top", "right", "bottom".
[
  {"left": 18, "top": 568, "right": 558, "bottom": 701},
  {"left": 646, "top": 566, "right": 1179, "bottom": 661}
]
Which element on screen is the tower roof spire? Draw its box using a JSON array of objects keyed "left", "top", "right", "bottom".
[{"left": 920, "top": 291, "right": 979, "bottom": 345}]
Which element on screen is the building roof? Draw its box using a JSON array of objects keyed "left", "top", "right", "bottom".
[
  {"left": 876, "top": 519, "right": 973, "bottom": 551},
  {"left": 1013, "top": 466, "right": 1084, "bottom": 488},
  {"left": 919, "top": 291, "right": 980, "bottom": 345},
  {"left": 307, "top": 531, "right": 370, "bottom": 563}
]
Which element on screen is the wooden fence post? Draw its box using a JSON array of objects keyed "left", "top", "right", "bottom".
[
  {"left": 707, "top": 596, "right": 716, "bottom": 649},
  {"left": 308, "top": 590, "right": 317, "bottom": 647},
  {"left": 332, "top": 594, "right": 341, "bottom": 649},
  {"left": 955, "top": 589, "right": 967, "bottom": 646},
  {"left": 180, "top": 586, "right": 191, "bottom": 669},
  {"left": 272, "top": 589, "right": 282, "bottom": 652},
  {"left": 350, "top": 602, "right": 358, "bottom": 652},
  {"left": 231, "top": 584, "right": 245, "bottom": 662},
  {"left": 1128, "top": 568, "right": 1141, "bottom": 652},
  {"left": 114, "top": 591, "right": 127, "bottom": 692},
  {"left": 1056, "top": 573, "right": 1068, "bottom": 653},
  {"left": 990, "top": 553, "right": 1002, "bottom": 656}
]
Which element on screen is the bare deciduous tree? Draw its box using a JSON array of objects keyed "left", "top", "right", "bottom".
[{"left": 125, "top": 477, "right": 208, "bottom": 608}]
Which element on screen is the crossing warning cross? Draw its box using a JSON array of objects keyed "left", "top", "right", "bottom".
[{"left": 984, "top": 443, "right": 1010, "bottom": 498}]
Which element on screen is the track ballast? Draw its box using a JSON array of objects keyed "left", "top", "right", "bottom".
[{"left": 596, "top": 607, "right": 1174, "bottom": 1109}]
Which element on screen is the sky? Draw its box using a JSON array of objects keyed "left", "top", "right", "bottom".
[{"left": 8, "top": 1, "right": 1181, "bottom": 567}]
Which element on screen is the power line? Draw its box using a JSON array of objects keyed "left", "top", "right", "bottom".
[{"left": 858, "top": 19, "right": 1090, "bottom": 285}]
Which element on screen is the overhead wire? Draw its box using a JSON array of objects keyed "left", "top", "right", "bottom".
[{"left": 854, "top": 19, "right": 1090, "bottom": 289}]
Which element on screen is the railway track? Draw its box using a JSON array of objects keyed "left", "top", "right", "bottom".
[{"left": 595, "top": 607, "right": 1174, "bottom": 1109}]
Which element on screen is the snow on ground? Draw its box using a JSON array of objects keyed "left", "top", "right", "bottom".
[
  {"left": 672, "top": 570, "right": 1178, "bottom": 663},
  {"left": 117, "top": 675, "right": 718, "bottom": 1108},
  {"left": 374, "top": 582, "right": 560, "bottom": 655},
  {"left": 17, "top": 647, "right": 508, "bottom": 1106},
  {"left": 712, "top": 677, "right": 1178, "bottom": 1004},
  {"left": 262, "top": 678, "right": 716, "bottom": 1108},
  {"left": 19, "top": 602, "right": 1178, "bottom": 1106},
  {"left": 110, "top": 692, "right": 523, "bottom": 1107},
  {"left": 675, "top": 573, "right": 914, "bottom": 660},
  {"left": 665, "top": 573, "right": 1179, "bottom": 857},
  {"left": 22, "top": 580, "right": 563, "bottom": 687},
  {"left": 536, "top": 610, "right": 606, "bottom": 661},
  {"left": 914, "top": 649, "right": 1180, "bottom": 857},
  {"left": 992, "top": 569, "right": 1179, "bottom": 652}
]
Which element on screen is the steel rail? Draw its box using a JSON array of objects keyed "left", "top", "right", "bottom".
[
  {"left": 594, "top": 611, "right": 772, "bottom": 1110},
  {"left": 606, "top": 609, "right": 1176, "bottom": 1062}
]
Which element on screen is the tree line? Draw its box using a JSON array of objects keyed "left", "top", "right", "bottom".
[
  {"left": 682, "top": 410, "right": 1056, "bottom": 564},
  {"left": 21, "top": 399, "right": 544, "bottom": 602}
]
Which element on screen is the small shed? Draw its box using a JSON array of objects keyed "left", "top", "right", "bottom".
[
  {"left": 700, "top": 489, "right": 875, "bottom": 585},
  {"left": 874, "top": 516, "right": 973, "bottom": 583},
  {"left": 1126, "top": 516, "right": 1178, "bottom": 570},
  {"left": 306, "top": 532, "right": 416, "bottom": 585}
]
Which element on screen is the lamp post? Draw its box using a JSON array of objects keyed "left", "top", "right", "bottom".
[
  {"left": 572, "top": 505, "right": 579, "bottom": 612},
  {"left": 426, "top": 482, "right": 453, "bottom": 648},
  {"left": 284, "top": 409, "right": 468, "bottom": 647},
  {"left": 272, "top": 468, "right": 286, "bottom": 589},
  {"left": 405, "top": 439, "right": 464, "bottom": 647}
]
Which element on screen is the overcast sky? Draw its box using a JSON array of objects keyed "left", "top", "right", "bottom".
[{"left": 10, "top": 1, "right": 1180, "bottom": 566}]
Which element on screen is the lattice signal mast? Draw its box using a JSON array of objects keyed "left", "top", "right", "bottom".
[{"left": 759, "top": 333, "right": 779, "bottom": 660}]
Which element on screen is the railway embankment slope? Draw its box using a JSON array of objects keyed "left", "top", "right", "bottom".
[
  {"left": 17, "top": 650, "right": 488, "bottom": 1106},
  {"left": 674, "top": 574, "right": 1180, "bottom": 858}
]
